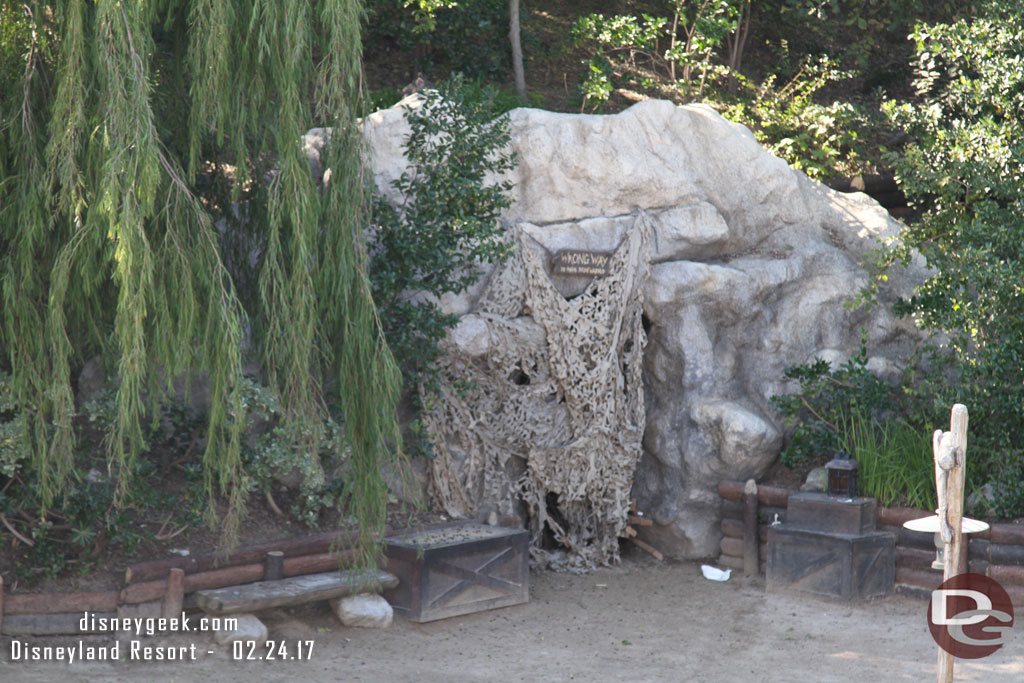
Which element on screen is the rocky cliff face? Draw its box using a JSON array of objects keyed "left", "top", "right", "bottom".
[{"left": 356, "top": 97, "right": 926, "bottom": 559}]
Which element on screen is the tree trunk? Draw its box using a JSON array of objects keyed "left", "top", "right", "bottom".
[{"left": 509, "top": 0, "right": 526, "bottom": 100}]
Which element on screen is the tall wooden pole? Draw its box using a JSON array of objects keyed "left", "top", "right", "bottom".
[{"left": 935, "top": 404, "right": 968, "bottom": 683}]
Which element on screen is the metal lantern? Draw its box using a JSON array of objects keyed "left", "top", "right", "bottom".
[{"left": 826, "top": 452, "right": 859, "bottom": 497}]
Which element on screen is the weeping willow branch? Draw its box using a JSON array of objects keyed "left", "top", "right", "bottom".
[{"left": 0, "top": 0, "right": 401, "bottom": 564}]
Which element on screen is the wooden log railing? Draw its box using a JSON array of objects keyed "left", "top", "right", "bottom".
[
  {"left": 123, "top": 528, "right": 383, "bottom": 584},
  {"left": 716, "top": 479, "right": 1024, "bottom": 606},
  {"left": 0, "top": 530, "right": 381, "bottom": 636}
]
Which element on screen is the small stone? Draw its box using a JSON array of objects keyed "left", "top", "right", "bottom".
[
  {"left": 213, "top": 614, "right": 268, "bottom": 645},
  {"left": 448, "top": 315, "right": 491, "bottom": 356},
  {"left": 800, "top": 467, "right": 828, "bottom": 493},
  {"left": 330, "top": 593, "right": 393, "bottom": 629}
]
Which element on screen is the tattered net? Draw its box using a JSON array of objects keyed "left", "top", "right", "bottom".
[{"left": 424, "top": 214, "right": 652, "bottom": 571}]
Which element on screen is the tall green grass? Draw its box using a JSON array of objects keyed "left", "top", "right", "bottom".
[{"left": 836, "top": 410, "right": 937, "bottom": 511}]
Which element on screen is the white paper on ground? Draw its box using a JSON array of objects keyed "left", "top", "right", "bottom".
[{"left": 700, "top": 564, "right": 731, "bottom": 581}]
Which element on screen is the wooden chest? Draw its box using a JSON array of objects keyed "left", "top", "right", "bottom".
[
  {"left": 383, "top": 522, "right": 530, "bottom": 622},
  {"left": 766, "top": 526, "right": 895, "bottom": 601},
  {"left": 786, "top": 492, "right": 877, "bottom": 535}
]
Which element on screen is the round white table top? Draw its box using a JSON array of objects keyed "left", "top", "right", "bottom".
[{"left": 903, "top": 515, "right": 990, "bottom": 534}]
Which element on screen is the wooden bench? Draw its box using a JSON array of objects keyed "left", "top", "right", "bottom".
[{"left": 196, "top": 569, "right": 398, "bottom": 615}]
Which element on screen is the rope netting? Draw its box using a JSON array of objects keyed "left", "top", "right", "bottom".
[{"left": 424, "top": 213, "right": 651, "bottom": 570}]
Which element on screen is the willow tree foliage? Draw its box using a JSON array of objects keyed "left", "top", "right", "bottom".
[{"left": 0, "top": 1, "right": 401, "bottom": 564}]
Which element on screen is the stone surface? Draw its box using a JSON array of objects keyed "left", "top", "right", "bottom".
[
  {"left": 212, "top": 614, "right": 267, "bottom": 646},
  {"left": 381, "top": 454, "right": 428, "bottom": 507},
  {"left": 359, "top": 98, "right": 929, "bottom": 561},
  {"left": 448, "top": 315, "right": 492, "bottom": 357},
  {"left": 331, "top": 593, "right": 393, "bottom": 629},
  {"left": 801, "top": 467, "right": 828, "bottom": 493}
]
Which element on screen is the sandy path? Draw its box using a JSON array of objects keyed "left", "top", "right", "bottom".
[{"left": 3, "top": 556, "right": 1023, "bottom": 682}]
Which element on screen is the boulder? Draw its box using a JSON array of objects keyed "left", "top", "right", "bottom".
[
  {"left": 330, "top": 593, "right": 393, "bottom": 629},
  {"left": 360, "top": 98, "right": 928, "bottom": 561},
  {"left": 212, "top": 614, "right": 267, "bottom": 646}
]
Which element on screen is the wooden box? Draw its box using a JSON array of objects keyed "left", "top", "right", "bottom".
[
  {"left": 383, "top": 523, "right": 529, "bottom": 622},
  {"left": 766, "top": 526, "right": 895, "bottom": 601},
  {"left": 786, "top": 492, "right": 877, "bottom": 535}
]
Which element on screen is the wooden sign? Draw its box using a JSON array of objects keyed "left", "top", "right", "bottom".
[{"left": 551, "top": 249, "right": 613, "bottom": 277}]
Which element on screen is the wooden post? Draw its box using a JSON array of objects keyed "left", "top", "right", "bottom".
[
  {"left": 264, "top": 551, "right": 284, "bottom": 581},
  {"left": 958, "top": 536, "right": 969, "bottom": 576},
  {"left": 743, "top": 478, "right": 759, "bottom": 576},
  {"left": 0, "top": 574, "right": 5, "bottom": 636},
  {"left": 935, "top": 404, "right": 968, "bottom": 683},
  {"left": 162, "top": 568, "right": 185, "bottom": 621}
]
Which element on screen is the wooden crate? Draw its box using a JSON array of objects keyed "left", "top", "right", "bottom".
[
  {"left": 766, "top": 526, "right": 895, "bottom": 601},
  {"left": 786, "top": 492, "right": 877, "bottom": 535},
  {"left": 383, "top": 523, "right": 529, "bottom": 622}
]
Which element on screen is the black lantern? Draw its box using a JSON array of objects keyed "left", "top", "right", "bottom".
[{"left": 826, "top": 452, "right": 859, "bottom": 497}]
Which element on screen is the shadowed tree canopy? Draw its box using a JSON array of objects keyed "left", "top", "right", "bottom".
[{"left": 0, "top": 0, "right": 401, "bottom": 564}]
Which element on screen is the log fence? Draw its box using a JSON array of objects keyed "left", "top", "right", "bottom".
[
  {"left": 0, "top": 527, "right": 391, "bottom": 636},
  {"left": 716, "top": 480, "right": 1024, "bottom": 606}
]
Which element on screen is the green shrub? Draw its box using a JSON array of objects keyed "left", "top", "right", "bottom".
[
  {"left": 370, "top": 74, "right": 515, "bottom": 406},
  {"left": 771, "top": 339, "right": 939, "bottom": 510},
  {"left": 571, "top": 2, "right": 741, "bottom": 110},
  {"left": 837, "top": 411, "right": 936, "bottom": 510},
  {"left": 771, "top": 340, "right": 895, "bottom": 467},
  {"left": 366, "top": 0, "right": 510, "bottom": 80},
  {"left": 0, "top": 371, "right": 27, "bottom": 480},
  {"left": 237, "top": 377, "right": 352, "bottom": 527},
  {"left": 879, "top": 4, "right": 1024, "bottom": 515},
  {"left": 721, "top": 54, "right": 871, "bottom": 180}
]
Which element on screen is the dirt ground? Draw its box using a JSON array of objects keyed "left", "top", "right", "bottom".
[{"left": 3, "top": 552, "right": 1023, "bottom": 682}]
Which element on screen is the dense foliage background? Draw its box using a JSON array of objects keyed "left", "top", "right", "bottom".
[
  {"left": 365, "top": 0, "right": 1024, "bottom": 515},
  {"left": 2, "top": 0, "right": 1023, "bottom": 581}
]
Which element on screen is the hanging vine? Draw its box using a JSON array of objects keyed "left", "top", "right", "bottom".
[{"left": 0, "top": 0, "right": 400, "bottom": 566}]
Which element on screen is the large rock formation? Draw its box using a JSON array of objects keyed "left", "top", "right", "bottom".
[{"left": 357, "top": 97, "right": 925, "bottom": 560}]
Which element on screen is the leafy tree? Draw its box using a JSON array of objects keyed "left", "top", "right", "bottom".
[
  {"left": 882, "top": 2, "right": 1024, "bottom": 514},
  {"left": 366, "top": 0, "right": 510, "bottom": 79},
  {"left": 0, "top": 1, "right": 401, "bottom": 566},
  {"left": 370, "top": 76, "right": 515, "bottom": 410},
  {"left": 572, "top": 1, "right": 745, "bottom": 110},
  {"left": 724, "top": 52, "right": 870, "bottom": 180}
]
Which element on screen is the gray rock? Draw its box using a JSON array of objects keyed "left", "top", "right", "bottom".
[
  {"left": 381, "top": 455, "right": 428, "bottom": 507},
  {"left": 301, "top": 127, "right": 331, "bottom": 184},
  {"left": 801, "top": 467, "right": 828, "bottom": 493},
  {"left": 213, "top": 614, "right": 267, "bottom": 645},
  {"left": 330, "top": 593, "right": 393, "bottom": 629},
  {"left": 448, "top": 315, "right": 492, "bottom": 357},
  {"left": 360, "top": 98, "right": 930, "bottom": 560}
]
